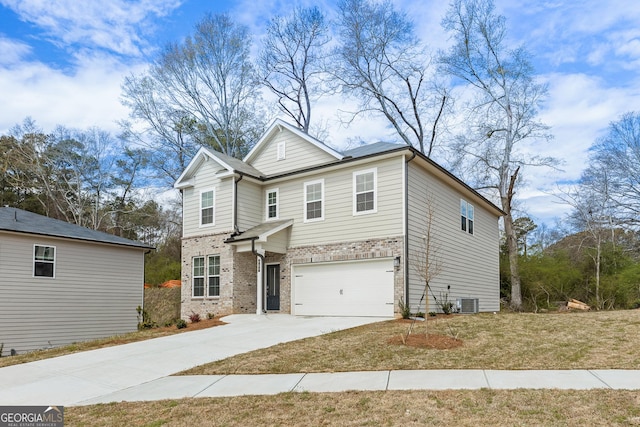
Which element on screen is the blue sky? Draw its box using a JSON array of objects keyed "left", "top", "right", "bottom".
[{"left": 1, "top": 0, "right": 640, "bottom": 226}]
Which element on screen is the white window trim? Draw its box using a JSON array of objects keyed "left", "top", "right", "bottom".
[
  {"left": 277, "top": 141, "right": 286, "bottom": 160},
  {"left": 192, "top": 256, "right": 205, "bottom": 298},
  {"left": 303, "top": 179, "right": 325, "bottom": 223},
  {"left": 460, "top": 199, "right": 475, "bottom": 235},
  {"left": 199, "top": 188, "right": 215, "bottom": 227},
  {"left": 33, "top": 244, "right": 56, "bottom": 279},
  {"left": 265, "top": 188, "right": 280, "bottom": 221},
  {"left": 353, "top": 168, "right": 378, "bottom": 216}
]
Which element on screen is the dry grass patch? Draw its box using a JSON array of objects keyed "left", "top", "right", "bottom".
[
  {"left": 66, "top": 389, "right": 640, "bottom": 427},
  {"left": 181, "top": 310, "right": 640, "bottom": 375}
]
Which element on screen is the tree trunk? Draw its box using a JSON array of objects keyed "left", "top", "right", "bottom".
[{"left": 504, "top": 167, "right": 522, "bottom": 310}]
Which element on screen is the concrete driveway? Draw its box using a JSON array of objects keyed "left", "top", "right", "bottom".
[{"left": 0, "top": 314, "right": 384, "bottom": 406}]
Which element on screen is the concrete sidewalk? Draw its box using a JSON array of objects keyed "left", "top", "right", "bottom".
[
  {"left": 0, "top": 314, "right": 384, "bottom": 406},
  {"left": 77, "top": 369, "right": 640, "bottom": 405}
]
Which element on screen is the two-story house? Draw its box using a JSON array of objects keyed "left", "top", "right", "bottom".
[{"left": 175, "top": 119, "right": 503, "bottom": 319}]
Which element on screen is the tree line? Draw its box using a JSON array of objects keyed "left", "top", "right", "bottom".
[{"left": 1, "top": 0, "right": 638, "bottom": 307}]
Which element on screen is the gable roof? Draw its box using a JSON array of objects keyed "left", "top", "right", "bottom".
[
  {"left": 243, "top": 118, "right": 344, "bottom": 164},
  {"left": 175, "top": 146, "right": 264, "bottom": 189},
  {"left": 0, "top": 208, "right": 153, "bottom": 249},
  {"left": 172, "top": 119, "right": 503, "bottom": 217}
]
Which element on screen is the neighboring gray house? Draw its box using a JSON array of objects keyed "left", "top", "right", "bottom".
[
  {"left": 175, "top": 119, "right": 504, "bottom": 320},
  {"left": 0, "top": 208, "right": 152, "bottom": 354}
]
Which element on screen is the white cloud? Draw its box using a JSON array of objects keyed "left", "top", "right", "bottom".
[
  {"left": 0, "top": 0, "right": 183, "bottom": 57},
  {"left": 0, "top": 36, "right": 31, "bottom": 65},
  {"left": 0, "top": 54, "right": 145, "bottom": 135}
]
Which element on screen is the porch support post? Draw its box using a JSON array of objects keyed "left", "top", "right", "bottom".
[{"left": 256, "top": 248, "right": 265, "bottom": 315}]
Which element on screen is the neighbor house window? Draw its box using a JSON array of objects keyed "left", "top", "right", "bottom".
[
  {"left": 34, "top": 245, "right": 55, "bottom": 278},
  {"left": 277, "top": 141, "right": 286, "bottom": 160},
  {"left": 353, "top": 168, "right": 377, "bottom": 214},
  {"left": 304, "top": 179, "right": 324, "bottom": 222},
  {"left": 200, "top": 189, "right": 215, "bottom": 226},
  {"left": 266, "top": 188, "right": 279, "bottom": 220},
  {"left": 460, "top": 199, "right": 474, "bottom": 235},
  {"left": 208, "top": 255, "right": 220, "bottom": 297},
  {"left": 193, "top": 256, "right": 205, "bottom": 297}
]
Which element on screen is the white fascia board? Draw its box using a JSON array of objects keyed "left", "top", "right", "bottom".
[{"left": 174, "top": 147, "right": 235, "bottom": 188}]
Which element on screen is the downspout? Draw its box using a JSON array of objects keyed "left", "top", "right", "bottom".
[
  {"left": 251, "top": 238, "right": 266, "bottom": 314},
  {"left": 232, "top": 174, "right": 243, "bottom": 236},
  {"left": 404, "top": 150, "right": 417, "bottom": 309}
]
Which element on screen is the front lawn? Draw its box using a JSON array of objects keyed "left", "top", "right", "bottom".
[{"left": 181, "top": 310, "right": 640, "bottom": 374}]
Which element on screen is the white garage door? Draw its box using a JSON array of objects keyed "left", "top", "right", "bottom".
[{"left": 292, "top": 258, "right": 395, "bottom": 317}]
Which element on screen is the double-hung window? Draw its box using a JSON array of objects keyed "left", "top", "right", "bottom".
[
  {"left": 34, "top": 245, "right": 55, "bottom": 278},
  {"left": 193, "top": 257, "right": 205, "bottom": 297},
  {"left": 208, "top": 255, "right": 220, "bottom": 297},
  {"left": 353, "top": 168, "right": 377, "bottom": 214},
  {"left": 193, "top": 255, "right": 221, "bottom": 298},
  {"left": 460, "top": 199, "right": 474, "bottom": 235},
  {"left": 304, "top": 179, "right": 324, "bottom": 222},
  {"left": 200, "top": 189, "right": 215, "bottom": 226},
  {"left": 266, "top": 188, "right": 279, "bottom": 220}
]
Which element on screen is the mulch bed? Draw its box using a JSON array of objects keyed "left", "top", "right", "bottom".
[{"left": 387, "top": 333, "right": 463, "bottom": 349}]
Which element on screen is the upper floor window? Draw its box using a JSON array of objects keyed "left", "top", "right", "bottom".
[
  {"left": 266, "top": 188, "right": 279, "bottom": 220},
  {"left": 34, "top": 245, "right": 55, "bottom": 278},
  {"left": 304, "top": 179, "right": 324, "bottom": 222},
  {"left": 461, "top": 199, "right": 474, "bottom": 235},
  {"left": 353, "top": 168, "right": 377, "bottom": 215},
  {"left": 200, "top": 189, "right": 215, "bottom": 226},
  {"left": 277, "top": 141, "right": 286, "bottom": 160}
]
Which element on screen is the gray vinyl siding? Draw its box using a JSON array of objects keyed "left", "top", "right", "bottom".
[
  {"left": 250, "top": 131, "right": 338, "bottom": 176},
  {"left": 276, "top": 156, "right": 404, "bottom": 247},
  {"left": 406, "top": 162, "right": 501, "bottom": 313},
  {"left": 237, "top": 180, "right": 262, "bottom": 230},
  {"left": 182, "top": 161, "right": 234, "bottom": 237},
  {"left": 0, "top": 232, "right": 144, "bottom": 353}
]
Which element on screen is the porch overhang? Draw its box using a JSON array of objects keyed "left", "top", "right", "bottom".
[{"left": 224, "top": 219, "right": 293, "bottom": 254}]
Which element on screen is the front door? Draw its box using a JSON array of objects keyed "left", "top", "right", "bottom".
[{"left": 266, "top": 264, "right": 280, "bottom": 311}]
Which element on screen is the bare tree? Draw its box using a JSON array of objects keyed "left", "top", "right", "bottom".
[
  {"left": 120, "top": 75, "right": 199, "bottom": 187},
  {"left": 260, "top": 6, "right": 330, "bottom": 134},
  {"left": 334, "top": 0, "right": 449, "bottom": 156},
  {"left": 122, "top": 13, "right": 265, "bottom": 161},
  {"left": 439, "top": 0, "right": 554, "bottom": 309},
  {"left": 585, "top": 112, "right": 640, "bottom": 226},
  {"left": 558, "top": 180, "right": 617, "bottom": 310}
]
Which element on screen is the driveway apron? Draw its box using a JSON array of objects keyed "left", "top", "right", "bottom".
[{"left": 0, "top": 314, "right": 383, "bottom": 406}]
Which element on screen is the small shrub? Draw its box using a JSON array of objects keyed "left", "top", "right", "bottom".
[
  {"left": 176, "top": 319, "right": 187, "bottom": 329},
  {"left": 398, "top": 300, "right": 411, "bottom": 319},
  {"left": 414, "top": 312, "right": 425, "bottom": 318},
  {"left": 164, "top": 319, "right": 176, "bottom": 327},
  {"left": 136, "top": 305, "right": 156, "bottom": 330},
  {"left": 428, "top": 312, "right": 437, "bottom": 317},
  {"left": 0, "top": 342, "right": 3, "bottom": 358},
  {"left": 189, "top": 312, "right": 201, "bottom": 323},
  {"left": 206, "top": 312, "right": 215, "bottom": 320},
  {"left": 436, "top": 292, "right": 454, "bottom": 314}
]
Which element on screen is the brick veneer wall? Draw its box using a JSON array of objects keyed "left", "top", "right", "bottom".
[
  {"left": 180, "top": 233, "right": 249, "bottom": 319},
  {"left": 276, "top": 236, "right": 405, "bottom": 316},
  {"left": 182, "top": 234, "right": 405, "bottom": 319}
]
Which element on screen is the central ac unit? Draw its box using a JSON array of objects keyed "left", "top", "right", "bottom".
[{"left": 457, "top": 298, "right": 479, "bottom": 314}]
